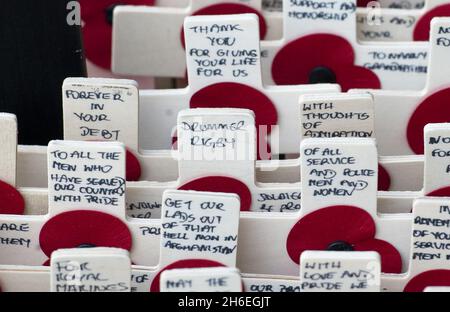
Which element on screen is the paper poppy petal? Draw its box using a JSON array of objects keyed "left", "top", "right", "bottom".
[
  {"left": 82, "top": 18, "right": 113, "bottom": 69},
  {"left": 178, "top": 176, "right": 252, "bottom": 211},
  {"left": 357, "top": 0, "right": 373, "bottom": 7},
  {"left": 150, "top": 259, "right": 225, "bottom": 292},
  {"left": 79, "top": 0, "right": 155, "bottom": 69},
  {"left": 286, "top": 205, "right": 376, "bottom": 264},
  {"left": 427, "top": 187, "right": 450, "bottom": 197},
  {"left": 404, "top": 270, "right": 450, "bottom": 292},
  {"left": 336, "top": 65, "right": 381, "bottom": 92},
  {"left": 126, "top": 149, "right": 141, "bottom": 181},
  {"left": 272, "top": 34, "right": 380, "bottom": 91},
  {"left": 190, "top": 82, "right": 278, "bottom": 160},
  {"left": 378, "top": 164, "right": 391, "bottom": 191},
  {"left": 407, "top": 88, "right": 450, "bottom": 154},
  {"left": 0, "top": 180, "right": 25, "bottom": 215},
  {"left": 354, "top": 238, "right": 402, "bottom": 273},
  {"left": 39, "top": 210, "right": 132, "bottom": 257},
  {"left": 180, "top": 3, "right": 267, "bottom": 48},
  {"left": 414, "top": 4, "right": 450, "bottom": 41}
]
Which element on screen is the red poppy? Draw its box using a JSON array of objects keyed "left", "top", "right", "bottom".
[
  {"left": 286, "top": 205, "right": 402, "bottom": 273},
  {"left": 180, "top": 3, "right": 267, "bottom": 48},
  {"left": 357, "top": 0, "right": 374, "bottom": 7},
  {"left": 404, "top": 270, "right": 450, "bottom": 292},
  {"left": 414, "top": 4, "right": 450, "bottom": 41},
  {"left": 125, "top": 149, "right": 141, "bottom": 181},
  {"left": 272, "top": 34, "right": 381, "bottom": 92},
  {"left": 79, "top": 0, "right": 155, "bottom": 70},
  {"left": 378, "top": 164, "right": 391, "bottom": 191},
  {"left": 150, "top": 259, "right": 225, "bottom": 292},
  {"left": 190, "top": 82, "right": 278, "bottom": 160},
  {"left": 427, "top": 187, "right": 450, "bottom": 197},
  {"left": 178, "top": 176, "right": 252, "bottom": 211},
  {"left": 39, "top": 210, "right": 132, "bottom": 257},
  {"left": 0, "top": 180, "right": 25, "bottom": 215},
  {"left": 407, "top": 88, "right": 450, "bottom": 155}
]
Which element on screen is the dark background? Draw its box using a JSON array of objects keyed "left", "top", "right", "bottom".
[{"left": 0, "top": 0, "right": 86, "bottom": 145}]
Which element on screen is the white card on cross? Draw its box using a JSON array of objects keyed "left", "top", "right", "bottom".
[
  {"left": 300, "top": 251, "right": 381, "bottom": 292},
  {"left": 160, "top": 267, "right": 242, "bottom": 292},
  {"left": 50, "top": 247, "right": 131, "bottom": 292}
]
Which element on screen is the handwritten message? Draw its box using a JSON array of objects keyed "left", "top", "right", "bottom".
[
  {"left": 287, "top": 0, "right": 356, "bottom": 22},
  {"left": 302, "top": 142, "right": 375, "bottom": 199},
  {"left": 256, "top": 191, "right": 301, "bottom": 212},
  {"left": 161, "top": 267, "right": 242, "bottom": 292},
  {"left": 63, "top": 79, "right": 138, "bottom": 150},
  {"left": 0, "top": 222, "right": 31, "bottom": 250},
  {"left": 424, "top": 124, "right": 450, "bottom": 194},
  {"left": 262, "top": 0, "right": 283, "bottom": 11},
  {"left": 246, "top": 280, "right": 301, "bottom": 292},
  {"left": 160, "top": 190, "right": 240, "bottom": 266},
  {"left": 412, "top": 200, "right": 450, "bottom": 270},
  {"left": 178, "top": 111, "right": 255, "bottom": 161},
  {"left": 300, "top": 251, "right": 380, "bottom": 292},
  {"left": 47, "top": 141, "right": 126, "bottom": 213},
  {"left": 51, "top": 248, "right": 131, "bottom": 292},
  {"left": 184, "top": 14, "right": 261, "bottom": 88},
  {"left": 300, "top": 94, "right": 374, "bottom": 139}
]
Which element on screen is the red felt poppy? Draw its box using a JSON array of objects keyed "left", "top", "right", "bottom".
[
  {"left": 357, "top": 0, "right": 374, "bottom": 7},
  {"left": 180, "top": 3, "right": 267, "bottom": 48},
  {"left": 414, "top": 4, "right": 450, "bottom": 41},
  {"left": 190, "top": 82, "right": 278, "bottom": 160},
  {"left": 178, "top": 176, "right": 252, "bottom": 211},
  {"left": 286, "top": 205, "right": 402, "bottom": 273},
  {"left": 79, "top": 0, "right": 156, "bottom": 69},
  {"left": 378, "top": 164, "right": 391, "bottom": 191},
  {"left": 407, "top": 88, "right": 450, "bottom": 155},
  {"left": 0, "top": 180, "right": 25, "bottom": 215},
  {"left": 427, "top": 187, "right": 450, "bottom": 197},
  {"left": 150, "top": 259, "right": 225, "bottom": 292},
  {"left": 125, "top": 149, "right": 141, "bottom": 181},
  {"left": 39, "top": 210, "right": 132, "bottom": 257},
  {"left": 404, "top": 270, "right": 450, "bottom": 292},
  {"left": 272, "top": 34, "right": 381, "bottom": 92}
]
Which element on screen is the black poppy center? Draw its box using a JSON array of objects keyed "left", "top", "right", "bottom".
[
  {"left": 308, "top": 66, "right": 337, "bottom": 84},
  {"left": 327, "top": 240, "right": 354, "bottom": 251},
  {"left": 77, "top": 243, "right": 96, "bottom": 248}
]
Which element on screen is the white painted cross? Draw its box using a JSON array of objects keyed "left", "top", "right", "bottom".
[
  {"left": 132, "top": 14, "right": 339, "bottom": 157},
  {"left": 0, "top": 114, "right": 25, "bottom": 215},
  {"left": 260, "top": 0, "right": 429, "bottom": 91},
  {"left": 113, "top": 0, "right": 429, "bottom": 92},
  {"left": 354, "top": 17, "right": 450, "bottom": 156},
  {"left": 0, "top": 140, "right": 156, "bottom": 267},
  {"left": 284, "top": 137, "right": 405, "bottom": 276},
  {"left": 401, "top": 198, "right": 450, "bottom": 292},
  {"left": 112, "top": 0, "right": 269, "bottom": 78},
  {"left": 0, "top": 114, "right": 17, "bottom": 187}
]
